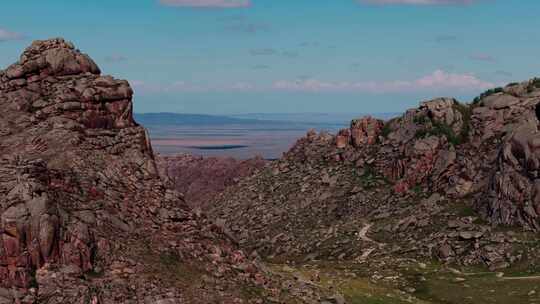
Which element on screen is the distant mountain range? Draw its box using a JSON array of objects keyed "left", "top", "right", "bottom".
[
  {"left": 230, "top": 112, "right": 400, "bottom": 124},
  {"left": 134, "top": 113, "right": 266, "bottom": 126},
  {"left": 135, "top": 112, "right": 401, "bottom": 127}
]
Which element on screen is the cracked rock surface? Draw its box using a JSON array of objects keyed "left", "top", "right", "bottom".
[{"left": 0, "top": 38, "right": 324, "bottom": 304}]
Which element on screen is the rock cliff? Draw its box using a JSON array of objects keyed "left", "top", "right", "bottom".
[{"left": 0, "top": 39, "right": 320, "bottom": 304}]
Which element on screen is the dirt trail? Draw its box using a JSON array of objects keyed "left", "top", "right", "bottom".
[
  {"left": 356, "top": 223, "right": 385, "bottom": 262},
  {"left": 500, "top": 276, "right": 540, "bottom": 280},
  {"left": 358, "top": 223, "right": 383, "bottom": 246}
]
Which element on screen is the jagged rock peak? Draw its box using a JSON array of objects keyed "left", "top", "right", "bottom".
[
  {"left": 0, "top": 38, "right": 135, "bottom": 130},
  {"left": 4, "top": 37, "right": 100, "bottom": 79}
]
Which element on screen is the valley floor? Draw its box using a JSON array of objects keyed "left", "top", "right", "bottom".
[{"left": 270, "top": 260, "right": 540, "bottom": 304}]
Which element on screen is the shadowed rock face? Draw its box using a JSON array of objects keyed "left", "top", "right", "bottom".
[
  {"left": 475, "top": 88, "right": 540, "bottom": 230},
  {"left": 0, "top": 39, "right": 318, "bottom": 304},
  {"left": 157, "top": 154, "right": 267, "bottom": 209}
]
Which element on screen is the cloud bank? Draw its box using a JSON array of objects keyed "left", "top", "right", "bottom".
[
  {"left": 131, "top": 80, "right": 254, "bottom": 93},
  {"left": 272, "top": 70, "right": 494, "bottom": 93},
  {"left": 132, "top": 71, "right": 493, "bottom": 94},
  {"left": 360, "top": 0, "right": 476, "bottom": 5},
  {"left": 0, "top": 28, "right": 24, "bottom": 42},
  {"left": 159, "top": 0, "right": 251, "bottom": 8}
]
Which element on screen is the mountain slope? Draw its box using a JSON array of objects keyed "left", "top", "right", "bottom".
[
  {"left": 0, "top": 38, "right": 323, "bottom": 304},
  {"left": 210, "top": 81, "right": 540, "bottom": 274}
]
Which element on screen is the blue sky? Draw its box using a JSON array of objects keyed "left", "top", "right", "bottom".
[{"left": 1, "top": 0, "right": 539, "bottom": 114}]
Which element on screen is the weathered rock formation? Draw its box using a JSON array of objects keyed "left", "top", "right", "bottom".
[
  {"left": 0, "top": 38, "right": 320, "bottom": 303},
  {"left": 335, "top": 116, "right": 383, "bottom": 148}
]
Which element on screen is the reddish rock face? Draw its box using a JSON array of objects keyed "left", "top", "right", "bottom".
[
  {"left": 350, "top": 116, "right": 384, "bottom": 146},
  {"left": 0, "top": 160, "right": 63, "bottom": 289},
  {"left": 334, "top": 116, "right": 383, "bottom": 149},
  {"left": 335, "top": 129, "right": 351, "bottom": 149}
]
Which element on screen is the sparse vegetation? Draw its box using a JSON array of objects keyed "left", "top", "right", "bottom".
[
  {"left": 452, "top": 102, "right": 472, "bottom": 144},
  {"left": 527, "top": 77, "right": 540, "bottom": 93},
  {"left": 381, "top": 123, "right": 393, "bottom": 139},
  {"left": 358, "top": 165, "right": 388, "bottom": 189},
  {"left": 381, "top": 117, "right": 401, "bottom": 138},
  {"left": 413, "top": 115, "right": 428, "bottom": 125},
  {"left": 411, "top": 184, "right": 423, "bottom": 196},
  {"left": 414, "top": 120, "right": 460, "bottom": 145},
  {"left": 413, "top": 101, "right": 471, "bottom": 146},
  {"left": 472, "top": 87, "right": 503, "bottom": 104}
]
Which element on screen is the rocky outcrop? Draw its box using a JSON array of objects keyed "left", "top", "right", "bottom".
[
  {"left": 335, "top": 116, "right": 383, "bottom": 148},
  {"left": 485, "top": 124, "right": 540, "bottom": 230},
  {"left": 350, "top": 116, "right": 384, "bottom": 146},
  {"left": 471, "top": 82, "right": 540, "bottom": 230},
  {"left": 1, "top": 38, "right": 135, "bottom": 132},
  {"left": 0, "top": 39, "right": 320, "bottom": 304},
  {"left": 157, "top": 154, "right": 267, "bottom": 209},
  {"left": 210, "top": 79, "right": 540, "bottom": 273}
]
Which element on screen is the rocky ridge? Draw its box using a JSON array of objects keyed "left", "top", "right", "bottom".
[
  {"left": 157, "top": 154, "right": 267, "bottom": 209},
  {"left": 210, "top": 79, "right": 540, "bottom": 274},
  {"left": 0, "top": 39, "right": 324, "bottom": 304}
]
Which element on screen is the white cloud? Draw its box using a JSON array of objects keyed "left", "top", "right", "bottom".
[
  {"left": 273, "top": 70, "right": 494, "bottom": 93},
  {"left": 131, "top": 70, "right": 494, "bottom": 95},
  {"left": 130, "top": 80, "right": 255, "bottom": 93},
  {"left": 0, "top": 28, "right": 24, "bottom": 42},
  {"left": 229, "top": 82, "right": 255, "bottom": 90},
  {"left": 469, "top": 53, "right": 496, "bottom": 62},
  {"left": 159, "top": 0, "right": 251, "bottom": 8},
  {"left": 360, "top": 0, "right": 476, "bottom": 5}
]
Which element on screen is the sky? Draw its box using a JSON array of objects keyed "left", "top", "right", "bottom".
[{"left": 0, "top": 0, "right": 539, "bottom": 114}]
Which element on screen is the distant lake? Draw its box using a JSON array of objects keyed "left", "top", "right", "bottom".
[
  {"left": 188, "top": 145, "right": 249, "bottom": 150},
  {"left": 138, "top": 112, "right": 399, "bottom": 159},
  {"left": 146, "top": 124, "right": 339, "bottom": 159}
]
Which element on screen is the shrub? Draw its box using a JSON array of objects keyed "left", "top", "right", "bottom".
[
  {"left": 419, "top": 120, "right": 462, "bottom": 145},
  {"left": 414, "top": 102, "right": 471, "bottom": 146},
  {"left": 413, "top": 115, "right": 428, "bottom": 125},
  {"left": 527, "top": 78, "right": 540, "bottom": 93},
  {"left": 381, "top": 123, "right": 393, "bottom": 138},
  {"left": 452, "top": 102, "right": 472, "bottom": 144},
  {"left": 472, "top": 87, "right": 503, "bottom": 104}
]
